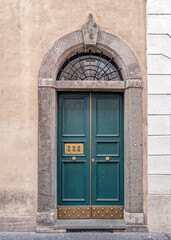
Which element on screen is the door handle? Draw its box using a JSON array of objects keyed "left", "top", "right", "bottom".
[
  {"left": 106, "top": 157, "right": 110, "bottom": 161},
  {"left": 92, "top": 159, "right": 94, "bottom": 162},
  {"left": 72, "top": 157, "right": 76, "bottom": 161}
]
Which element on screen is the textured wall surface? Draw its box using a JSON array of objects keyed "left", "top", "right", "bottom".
[
  {"left": 0, "top": 0, "right": 146, "bottom": 231},
  {"left": 147, "top": 0, "right": 171, "bottom": 232}
]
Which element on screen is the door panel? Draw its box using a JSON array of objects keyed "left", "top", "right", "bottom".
[
  {"left": 62, "top": 161, "right": 87, "bottom": 202},
  {"left": 91, "top": 93, "right": 124, "bottom": 206},
  {"left": 57, "top": 93, "right": 90, "bottom": 206},
  {"left": 95, "top": 161, "right": 120, "bottom": 201},
  {"left": 62, "top": 98, "right": 86, "bottom": 136},
  {"left": 96, "top": 98, "right": 120, "bottom": 136},
  {"left": 96, "top": 141, "right": 120, "bottom": 156}
]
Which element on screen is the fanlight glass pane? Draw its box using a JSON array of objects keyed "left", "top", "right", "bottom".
[{"left": 57, "top": 52, "right": 123, "bottom": 81}]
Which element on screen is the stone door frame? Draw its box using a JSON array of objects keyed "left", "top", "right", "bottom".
[{"left": 37, "top": 29, "right": 144, "bottom": 227}]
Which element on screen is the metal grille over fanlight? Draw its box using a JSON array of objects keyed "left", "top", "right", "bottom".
[{"left": 57, "top": 51, "right": 123, "bottom": 81}]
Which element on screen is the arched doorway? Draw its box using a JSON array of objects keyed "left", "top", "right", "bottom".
[{"left": 37, "top": 15, "right": 144, "bottom": 227}]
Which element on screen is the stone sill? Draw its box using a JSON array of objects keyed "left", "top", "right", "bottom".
[{"left": 36, "top": 219, "right": 148, "bottom": 233}]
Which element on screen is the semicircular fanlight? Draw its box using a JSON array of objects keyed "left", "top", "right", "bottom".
[{"left": 57, "top": 51, "right": 123, "bottom": 81}]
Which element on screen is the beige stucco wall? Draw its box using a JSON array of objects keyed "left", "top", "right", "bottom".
[{"left": 0, "top": 0, "right": 146, "bottom": 229}]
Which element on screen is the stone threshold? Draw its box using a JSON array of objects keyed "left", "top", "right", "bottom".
[
  {"left": 54, "top": 219, "right": 126, "bottom": 231},
  {"left": 36, "top": 219, "right": 148, "bottom": 233}
]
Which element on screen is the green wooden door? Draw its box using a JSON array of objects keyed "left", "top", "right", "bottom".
[
  {"left": 91, "top": 93, "right": 124, "bottom": 206},
  {"left": 57, "top": 93, "right": 90, "bottom": 206},
  {"left": 57, "top": 92, "right": 124, "bottom": 219}
]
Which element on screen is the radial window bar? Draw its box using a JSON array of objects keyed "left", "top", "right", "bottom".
[{"left": 57, "top": 51, "right": 123, "bottom": 81}]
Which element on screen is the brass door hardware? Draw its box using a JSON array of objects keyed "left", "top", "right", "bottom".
[
  {"left": 72, "top": 157, "right": 76, "bottom": 161},
  {"left": 57, "top": 206, "right": 124, "bottom": 219},
  {"left": 65, "top": 143, "right": 84, "bottom": 155},
  {"left": 92, "top": 206, "right": 123, "bottom": 219},
  {"left": 90, "top": 93, "right": 92, "bottom": 206},
  {"left": 92, "top": 159, "right": 94, "bottom": 162},
  {"left": 58, "top": 206, "right": 91, "bottom": 219},
  {"left": 106, "top": 157, "right": 110, "bottom": 161}
]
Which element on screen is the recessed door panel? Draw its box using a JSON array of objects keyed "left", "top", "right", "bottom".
[
  {"left": 62, "top": 98, "right": 86, "bottom": 136},
  {"left": 96, "top": 98, "right": 120, "bottom": 136},
  {"left": 96, "top": 141, "right": 120, "bottom": 156},
  {"left": 62, "top": 161, "right": 87, "bottom": 202},
  {"left": 95, "top": 161, "right": 120, "bottom": 201}
]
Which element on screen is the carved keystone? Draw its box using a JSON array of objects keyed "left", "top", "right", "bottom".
[{"left": 82, "top": 13, "right": 99, "bottom": 48}]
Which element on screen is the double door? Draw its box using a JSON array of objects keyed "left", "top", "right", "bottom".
[{"left": 57, "top": 92, "right": 124, "bottom": 219}]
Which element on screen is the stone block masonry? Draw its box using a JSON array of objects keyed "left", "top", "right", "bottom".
[{"left": 147, "top": 0, "right": 171, "bottom": 232}]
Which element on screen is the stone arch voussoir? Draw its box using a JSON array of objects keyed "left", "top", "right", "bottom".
[{"left": 39, "top": 30, "right": 141, "bottom": 85}]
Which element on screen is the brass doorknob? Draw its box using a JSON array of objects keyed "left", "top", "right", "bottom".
[
  {"left": 106, "top": 157, "right": 110, "bottom": 161},
  {"left": 72, "top": 157, "right": 76, "bottom": 161},
  {"left": 92, "top": 159, "right": 94, "bottom": 162}
]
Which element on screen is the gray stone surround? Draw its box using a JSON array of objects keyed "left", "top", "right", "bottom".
[{"left": 38, "top": 28, "right": 144, "bottom": 228}]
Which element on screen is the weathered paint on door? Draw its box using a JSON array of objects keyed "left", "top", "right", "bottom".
[{"left": 57, "top": 92, "right": 124, "bottom": 218}]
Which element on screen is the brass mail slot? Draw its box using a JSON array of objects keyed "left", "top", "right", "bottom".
[{"left": 65, "top": 143, "right": 84, "bottom": 155}]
